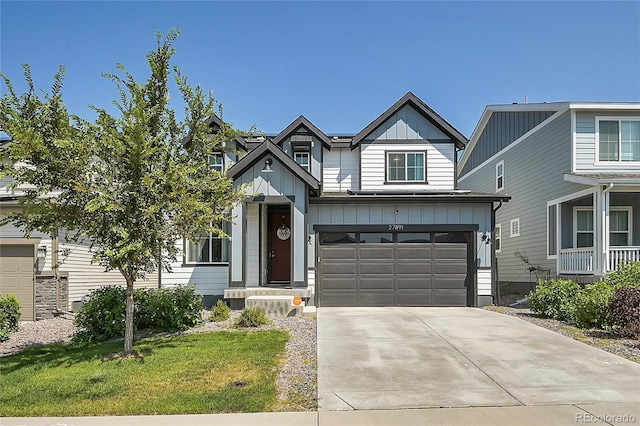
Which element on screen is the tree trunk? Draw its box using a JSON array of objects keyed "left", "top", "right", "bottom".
[{"left": 124, "top": 276, "right": 135, "bottom": 353}]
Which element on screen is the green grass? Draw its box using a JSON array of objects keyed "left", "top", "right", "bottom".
[{"left": 0, "top": 330, "right": 289, "bottom": 416}]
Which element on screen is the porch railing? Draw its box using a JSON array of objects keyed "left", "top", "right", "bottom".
[
  {"left": 609, "top": 247, "right": 640, "bottom": 272},
  {"left": 559, "top": 248, "right": 594, "bottom": 274},
  {"left": 559, "top": 247, "right": 640, "bottom": 274}
]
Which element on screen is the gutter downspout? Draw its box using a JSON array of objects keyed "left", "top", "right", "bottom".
[{"left": 492, "top": 201, "right": 503, "bottom": 306}]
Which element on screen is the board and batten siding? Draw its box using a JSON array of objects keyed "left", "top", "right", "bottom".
[
  {"left": 280, "top": 135, "right": 323, "bottom": 181},
  {"left": 360, "top": 143, "right": 455, "bottom": 190},
  {"left": 459, "top": 110, "right": 586, "bottom": 283},
  {"left": 460, "top": 110, "right": 556, "bottom": 176},
  {"left": 308, "top": 202, "right": 493, "bottom": 269},
  {"left": 369, "top": 104, "right": 450, "bottom": 140},
  {"left": 231, "top": 157, "right": 308, "bottom": 286},
  {"left": 322, "top": 148, "right": 359, "bottom": 192},
  {"left": 574, "top": 111, "right": 640, "bottom": 173}
]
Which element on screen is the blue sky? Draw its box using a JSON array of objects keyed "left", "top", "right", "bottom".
[{"left": 1, "top": 1, "right": 639, "bottom": 138}]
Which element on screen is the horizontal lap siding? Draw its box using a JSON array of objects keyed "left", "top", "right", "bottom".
[
  {"left": 162, "top": 239, "right": 229, "bottom": 295},
  {"left": 59, "top": 239, "right": 158, "bottom": 309},
  {"left": 575, "top": 111, "right": 640, "bottom": 173},
  {"left": 460, "top": 110, "right": 585, "bottom": 282},
  {"left": 361, "top": 143, "right": 455, "bottom": 190}
]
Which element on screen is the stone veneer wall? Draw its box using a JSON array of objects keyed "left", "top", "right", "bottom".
[{"left": 35, "top": 272, "right": 69, "bottom": 320}]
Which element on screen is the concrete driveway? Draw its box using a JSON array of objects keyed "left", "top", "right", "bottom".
[{"left": 318, "top": 307, "right": 640, "bottom": 411}]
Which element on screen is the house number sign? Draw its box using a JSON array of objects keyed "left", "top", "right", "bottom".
[{"left": 277, "top": 225, "right": 291, "bottom": 240}]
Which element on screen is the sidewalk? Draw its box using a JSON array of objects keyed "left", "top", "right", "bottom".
[{"left": 2, "top": 402, "right": 639, "bottom": 426}]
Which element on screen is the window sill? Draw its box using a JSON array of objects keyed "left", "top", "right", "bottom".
[{"left": 384, "top": 181, "right": 429, "bottom": 185}]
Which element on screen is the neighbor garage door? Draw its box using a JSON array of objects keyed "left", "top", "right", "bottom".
[
  {"left": 317, "top": 231, "right": 471, "bottom": 307},
  {"left": 0, "top": 245, "right": 35, "bottom": 321}
]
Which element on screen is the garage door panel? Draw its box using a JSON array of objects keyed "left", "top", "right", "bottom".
[
  {"left": 320, "top": 293, "right": 358, "bottom": 307},
  {"left": 0, "top": 245, "right": 35, "bottom": 321},
  {"left": 396, "top": 277, "right": 430, "bottom": 289},
  {"left": 357, "top": 291, "right": 394, "bottom": 306},
  {"left": 321, "top": 247, "right": 357, "bottom": 260},
  {"left": 434, "top": 261, "right": 467, "bottom": 274},
  {"left": 321, "top": 262, "right": 357, "bottom": 275},
  {"left": 359, "top": 262, "right": 393, "bottom": 274},
  {"left": 396, "top": 246, "right": 431, "bottom": 259},
  {"left": 395, "top": 292, "right": 432, "bottom": 306},
  {"left": 434, "top": 292, "right": 467, "bottom": 306},
  {"left": 396, "top": 262, "right": 431, "bottom": 275},
  {"left": 359, "top": 247, "right": 393, "bottom": 259},
  {"left": 432, "top": 276, "right": 467, "bottom": 289},
  {"left": 359, "top": 277, "right": 394, "bottom": 289},
  {"left": 321, "top": 277, "right": 357, "bottom": 290},
  {"left": 433, "top": 245, "right": 467, "bottom": 259}
]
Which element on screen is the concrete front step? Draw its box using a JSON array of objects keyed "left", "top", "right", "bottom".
[
  {"left": 225, "top": 287, "right": 312, "bottom": 299},
  {"left": 245, "top": 295, "right": 305, "bottom": 318}
]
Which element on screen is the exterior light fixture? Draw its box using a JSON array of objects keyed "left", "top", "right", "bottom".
[
  {"left": 37, "top": 245, "right": 47, "bottom": 259},
  {"left": 261, "top": 158, "right": 274, "bottom": 173}
]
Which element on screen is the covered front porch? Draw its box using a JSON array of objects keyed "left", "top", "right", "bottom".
[{"left": 553, "top": 176, "right": 640, "bottom": 276}]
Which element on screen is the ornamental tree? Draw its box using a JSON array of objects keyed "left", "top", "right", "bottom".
[{"left": 0, "top": 29, "right": 246, "bottom": 353}]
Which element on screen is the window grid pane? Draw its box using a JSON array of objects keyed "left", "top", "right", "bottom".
[
  {"left": 599, "top": 120, "right": 619, "bottom": 161},
  {"left": 387, "top": 153, "right": 424, "bottom": 182},
  {"left": 621, "top": 121, "right": 640, "bottom": 162}
]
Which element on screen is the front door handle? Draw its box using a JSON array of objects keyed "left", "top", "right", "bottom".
[{"left": 270, "top": 251, "right": 275, "bottom": 258}]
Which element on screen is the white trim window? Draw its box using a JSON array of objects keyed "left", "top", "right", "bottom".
[
  {"left": 186, "top": 223, "right": 229, "bottom": 264},
  {"left": 574, "top": 207, "right": 594, "bottom": 248},
  {"left": 207, "top": 153, "right": 224, "bottom": 172},
  {"left": 495, "top": 223, "right": 502, "bottom": 253},
  {"left": 610, "top": 207, "right": 633, "bottom": 246},
  {"left": 294, "top": 152, "right": 310, "bottom": 172},
  {"left": 386, "top": 152, "right": 426, "bottom": 183},
  {"left": 510, "top": 218, "right": 520, "bottom": 238},
  {"left": 496, "top": 161, "right": 504, "bottom": 192},
  {"left": 597, "top": 118, "right": 640, "bottom": 162}
]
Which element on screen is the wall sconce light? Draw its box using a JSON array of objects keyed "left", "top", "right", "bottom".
[
  {"left": 37, "top": 245, "right": 47, "bottom": 259},
  {"left": 261, "top": 157, "right": 274, "bottom": 173}
]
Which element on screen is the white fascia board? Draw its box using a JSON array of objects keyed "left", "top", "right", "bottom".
[
  {"left": 563, "top": 173, "right": 600, "bottom": 186},
  {"left": 459, "top": 109, "right": 568, "bottom": 182},
  {"left": 568, "top": 102, "right": 640, "bottom": 110},
  {"left": 564, "top": 173, "right": 640, "bottom": 186}
]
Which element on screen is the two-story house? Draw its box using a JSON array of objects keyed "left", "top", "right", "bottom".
[
  {"left": 163, "top": 93, "right": 510, "bottom": 308},
  {"left": 458, "top": 102, "right": 640, "bottom": 293}
]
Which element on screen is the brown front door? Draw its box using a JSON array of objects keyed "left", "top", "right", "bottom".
[{"left": 268, "top": 207, "right": 291, "bottom": 284}]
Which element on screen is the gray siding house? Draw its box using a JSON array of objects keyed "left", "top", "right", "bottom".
[
  {"left": 458, "top": 102, "right": 640, "bottom": 292},
  {"left": 164, "top": 93, "right": 509, "bottom": 307}
]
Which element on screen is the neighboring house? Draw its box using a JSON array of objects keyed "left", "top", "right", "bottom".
[
  {"left": 458, "top": 102, "right": 640, "bottom": 292},
  {"left": 163, "top": 92, "right": 509, "bottom": 307},
  {"left": 0, "top": 140, "right": 158, "bottom": 320}
]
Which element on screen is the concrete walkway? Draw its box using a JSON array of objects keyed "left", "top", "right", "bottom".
[
  {"left": 2, "top": 403, "right": 639, "bottom": 426},
  {"left": 318, "top": 307, "right": 640, "bottom": 411}
]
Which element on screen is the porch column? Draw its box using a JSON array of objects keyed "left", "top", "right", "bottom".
[
  {"left": 593, "top": 187, "right": 610, "bottom": 277},
  {"left": 603, "top": 188, "right": 611, "bottom": 274}
]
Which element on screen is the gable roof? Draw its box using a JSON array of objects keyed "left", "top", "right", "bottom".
[
  {"left": 272, "top": 115, "right": 331, "bottom": 148},
  {"left": 227, "top": 139, "right": 319, "bottom": 190},
  {"left": 351, "top": 92, "right": 468, "bottom": 149}
]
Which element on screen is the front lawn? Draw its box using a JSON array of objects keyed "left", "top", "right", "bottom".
[{"left": 0, "top": 330, "right": 289, "bottom": 416}]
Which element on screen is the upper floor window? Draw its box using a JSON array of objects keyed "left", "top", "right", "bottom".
[
  {"left": 496, "top": 161, "right": 504, "bottom": 192},
  {"left": 386, "top": 152, "right": 426, "bottom": 183},
  {"left": 186, "top": 222, "right": 229, "bottom": 264},
  {"left": 294, "top": 152, "right": 310, "bottom": 172},
  {"left": 207, "top": 153, "right": 224, "bottom": 172},
  {"left": 598, "top": 119, "right": 640, "bottom": 162}
]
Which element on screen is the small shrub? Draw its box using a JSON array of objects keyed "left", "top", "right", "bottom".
[
  {"left": 74, "top": 286, "right": 126, "bottom": 341},
  {"left": 572, "top": 281, "right": 615, "bottom": 329},
  {"left": 210, "top": 300, "right": 231, "bottom": 322},
  {"left": 234, "top": 306, "right": 270, "bottom": 328},
  {"left": 610, "top": 286, "right": 640, "bottom": 338},
  {"left": 606, "top": 260, "right": 640, "bottom": 288},
  {"left": 528, "top": 279, "right": 580, "bottom": 321},
  {"left": 0, "top": 294, "right": 21, "bottom": 342}
]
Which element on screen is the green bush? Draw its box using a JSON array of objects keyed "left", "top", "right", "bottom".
[
  {"left": 74, "top": 286, "right": 126, "bottom": 341},
  {"left": 572, "top": 281, "right": 615, "bottom": 329},
  {"left": 610, "top": 286, "right": 640, "bottom": 338},
  {"left": 209, "top": 299, "right": 231, "bottom": 322},
  {"left": 528, "top": 279, "right": 580, "bottom": 321},
  {"left": 74, "top": 285, "right": 203, "bottom": 341},
  {"left": 0, "top": 294, "right": 21, "bottom": 342},
  {"left": 234, "top": 306, "right": 270, "bottom": 328},
  {"left": 606, "top": 260, "right": 640, "bottom": 288}
]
